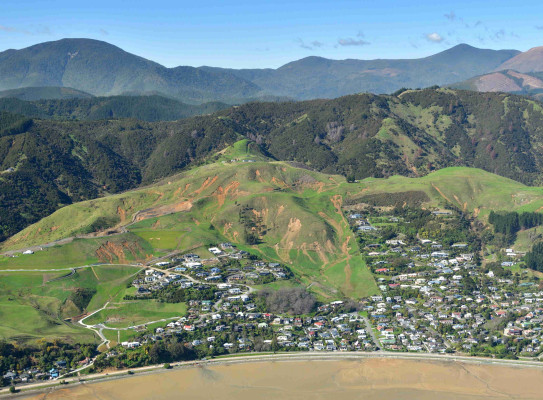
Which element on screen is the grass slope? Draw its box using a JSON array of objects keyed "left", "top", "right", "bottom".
[
  {"left": 0, "top": 265, "right": 141, "bottom": 343},
  {"left": 2, "top": 143, "right": 379, "bottom": 298},
  {"left": 7, "top": 140, "right": 543, "bottom": 302},
  {"left": 355, "top": 167, "right": 543, "bottom": 219}
]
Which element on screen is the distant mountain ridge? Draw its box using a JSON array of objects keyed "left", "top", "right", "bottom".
[
  {"left": 0, "top": 39, "right": 263, "bottom": 104},
  {"left": 0, "top": 39, "right": 522, "bottom": 103},
  {"left": 204, "top": 44, "right": 520, "bottom": 99},
  {"left": 494, "top": 46, "right": 543, "bottom": 73},
  {"left": 451, "top": 70, "right": 543, "bottom": 99},
  {"left": 449, "top": 46, "right": 543, "bottom": 97}
]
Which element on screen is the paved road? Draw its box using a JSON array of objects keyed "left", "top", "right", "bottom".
[
  {"left": 79, "top": 302, "right": 111, "bottom": 348},
  {"left": 361, "top": 316, "right": 381, "bottom": 348}
]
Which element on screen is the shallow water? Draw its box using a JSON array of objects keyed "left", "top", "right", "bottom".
[{"left": 26, "top": 358, "right": 543, "bottom": 400}]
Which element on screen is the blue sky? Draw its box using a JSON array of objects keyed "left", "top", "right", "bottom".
[{"left": 1, "top": 0, "right": 543, "bottom": 68}]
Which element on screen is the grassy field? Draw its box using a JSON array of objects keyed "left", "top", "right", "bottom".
[
  {"left": 0, "top": 265, "right": 141, "bottom": 343},
  {"left": 84, "top": 301, "right": 187, "bottom": 328}
]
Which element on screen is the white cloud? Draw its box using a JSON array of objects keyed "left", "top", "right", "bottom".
[{"left": 425, "top": 32, "right": 444, "bottom": 43}]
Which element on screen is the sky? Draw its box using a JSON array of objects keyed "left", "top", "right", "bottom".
[{"left": 1, "top": 0, "right": 543, "bottom": 69}]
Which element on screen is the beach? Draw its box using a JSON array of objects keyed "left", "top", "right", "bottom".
[{"left": 23, "top": 357, "right": 543, "bottom": 400}]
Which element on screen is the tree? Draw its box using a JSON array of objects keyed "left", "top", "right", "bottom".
[{"left": 271, "top": 337, "right": 279, "bottom": 353}]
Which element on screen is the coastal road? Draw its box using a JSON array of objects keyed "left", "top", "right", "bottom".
[{"left": 5, "top": 351, "right": 543, "bottom": 397}]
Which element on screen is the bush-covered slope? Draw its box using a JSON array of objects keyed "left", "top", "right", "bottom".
[
  {"left": 0, "top": 95, "right": 229, "bottom": 122},
  {"left": 4, "top": 88, "right": 543, "bottom": 241}
]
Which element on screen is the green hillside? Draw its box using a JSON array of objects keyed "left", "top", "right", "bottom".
[
  {"left": 4, "top": 88, "right": 543, "bottom": 244},
  {"left": 0, "top": 264, "right": 141, "bottom": 343},
  {"left": 354, "top": 167, "right": 543, "bottom": 218},
  {"left": 6, "top": 141, "right": 543, "bottom": 298}
]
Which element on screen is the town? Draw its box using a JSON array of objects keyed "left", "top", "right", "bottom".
[{"left": 4, "top": 206, "right": 543, "bottom": 387}]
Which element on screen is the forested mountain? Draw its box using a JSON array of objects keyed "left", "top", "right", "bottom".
[
  {"left": 0, "top": 39, "right": 263, "bottom": 103},
  {"left": 204, "top": 44, "right": 519, "bottom": 99},
  {"left": 3, "top": 88, "right": 543, "bottom": 241},
  {"left": 0, "top": 86, "right": 93, "bottom": 100},
  {"left": 0, "top": 95, "right": 229, "bottom": 122},
  {"left": 0, "top": 39, "right": 520, "bottom": 103}
]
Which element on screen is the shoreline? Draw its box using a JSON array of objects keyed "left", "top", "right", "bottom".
[{"left": 4, "top": 351, "right": 543, "bottom": 398}]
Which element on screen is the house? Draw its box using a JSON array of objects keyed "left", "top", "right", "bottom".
[
  {"left": 3, "top": 371, "right": 17, "bottom": 381},
  {"left": 121, "top": 341, "right": 141, "bottom": 348},
  {"left": 208, "top": 247, "right": 223, "bottom": 255},
  {"left": 155, "top": 261, "right": 169, "bottom": 267}
]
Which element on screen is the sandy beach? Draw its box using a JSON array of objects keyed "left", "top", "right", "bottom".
[{"left": 23, "top": 357, "right": 543, "bottom": 400}]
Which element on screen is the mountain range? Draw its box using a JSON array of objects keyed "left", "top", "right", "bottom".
[{"left": 0, "top": 38, "right": 534, "bottom": 103}]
